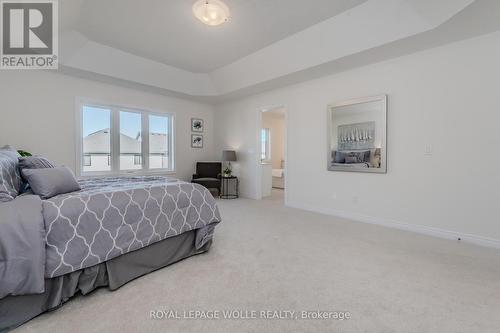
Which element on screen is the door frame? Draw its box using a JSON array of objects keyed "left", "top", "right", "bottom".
[{"left": 256, "top": 105, "right": 288, "bottom": 202}]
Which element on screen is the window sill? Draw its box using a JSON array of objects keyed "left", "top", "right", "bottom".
[{"left": 80, "top": 169, "right": 176, "bottom": 179}]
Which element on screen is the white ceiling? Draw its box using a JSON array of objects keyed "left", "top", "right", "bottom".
[
  {"left": 58, "top": 0, "right": 500, "bottom": 102},
  {"left": 62, "top": 0, "right": 367, "bottom": 73}
]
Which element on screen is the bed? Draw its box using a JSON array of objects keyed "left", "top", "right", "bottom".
[
  {"left": 331, "top": 149, "right": 381, "bottom": 169},
  {"left": 0, "top": 175, "right": 221, "bottom": 332},
  {"left": 331, "top": 162, "right": 370, "bottom": 168}
]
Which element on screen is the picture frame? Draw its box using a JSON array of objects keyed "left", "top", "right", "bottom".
[
  {"left": 191, "top": 134, "right": 203, "bottom": 148},
  {"left": 191, "top": 118, "right": 204, "bottom": 132},
  {"left": 327, "top": 95, "right": 387, "bottom": 173}
]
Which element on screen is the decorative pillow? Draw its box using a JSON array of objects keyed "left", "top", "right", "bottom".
[
  {"left": 19, "top": 156, "right": 56, "bottom": 193},
  {"left": 19, "top": 156, "right": 56, "bottom": 170},
  {"left": 345, "top": 156, "right": 358, "bottom": 164},
  {"left": 22, "top": 167, "right": 81, "bottom": 199},
  {"left": 0, "top": 146, "right": 22, "bottom": 202},
  {"left": 333, "top": 151, "right": 346, "bottom": 163},
  {"left": 346, "top": 151, "right": 371, "bottom": 163},
  {"left": 1, "top": 145, "right": 20, "bottom": 155},
  {"left": 354, "top": 150, "right": 371, "bottom": 162},
  {"left": 363, "top": 150, "right": 371, "bottom": 162}
]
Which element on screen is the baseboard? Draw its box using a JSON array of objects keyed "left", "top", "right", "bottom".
[{"left": 285, "top": 200, "right": 500, "bottom": 250}]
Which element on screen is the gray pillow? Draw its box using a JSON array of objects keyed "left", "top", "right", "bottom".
[
  {"left": 0, "top": 146, "right": 22, "bottom": 202},
  {"left": 22, "top": 167, "right": 81, "bottom": 199},
  {"left": 360, "top": 150, "right": 371, "bottom": 162},
  {"left": 0, "top": 145, "right": 20, "bottom": 160},
  {"left": 333, "top": 151, "right": 346, "bottom": 163},
  {"left": 19, "top": 156, "right": 56, "bottom": 193},
  {"left": 345, "top": 156, "right": 358, "bottom": 164},
  {"left": 19, "top": 156, "right": 56, "bottom": 170},
  {"left": 346, "top": 151, "right": 371, "bottom": 163}
]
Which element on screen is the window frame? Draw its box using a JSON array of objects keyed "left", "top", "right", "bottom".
[
  {"left": 261, "top": 128, "right": 271, "bottom": 162},
  {"left": 76, "top": 100, "right": 175, "bottom": 177},
  {"left": 118, "top": 108, "right": 144, "bottom": 172}
]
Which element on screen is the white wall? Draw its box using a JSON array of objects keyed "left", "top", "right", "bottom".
[
  {"left": 261, "top": 163, "right": 272, "bottom": 198},
  {"left": 214, "top": 31, "right": 500, "bottom": 244},
  {"left": 0, "top": 71, "right": 215, "bottom": 182}
]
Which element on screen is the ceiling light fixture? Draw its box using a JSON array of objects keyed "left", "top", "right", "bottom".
[{"left": 192, "top": 0, "right": 230, "bottom": 26}]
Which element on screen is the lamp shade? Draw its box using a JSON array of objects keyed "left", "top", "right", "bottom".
[{"left": 222, "top": 150, "right": 237, "bottom": 162}]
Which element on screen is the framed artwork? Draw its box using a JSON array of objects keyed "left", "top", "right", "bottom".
[
  {"left": 191, "top": 118, "right": 204, "bottom": 132},
  {"left": 327, "top": 95, "right": 387, "bottom": 173},
  {"left": 191, "top": 134, "right": 203, "bottom": 148}
]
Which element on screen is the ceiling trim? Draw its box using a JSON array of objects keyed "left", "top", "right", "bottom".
[{"left": 57, "top": 0, "right": 497, "bottom": 103}]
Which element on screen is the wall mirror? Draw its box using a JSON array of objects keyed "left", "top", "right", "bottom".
[{"left": 327, "top": 95, "right": 387, "bottom": 173}]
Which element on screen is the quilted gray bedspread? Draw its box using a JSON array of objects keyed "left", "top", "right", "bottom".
[
  {"left": 0, "top": 195, "right": 45, "bottom": 298},
  {"left": 43, "top": 176, "right": 221, "bottom": 278}
]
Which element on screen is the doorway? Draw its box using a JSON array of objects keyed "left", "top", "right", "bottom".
[{"left": 258, "top": 106, "right": 287, "bottom": 202}]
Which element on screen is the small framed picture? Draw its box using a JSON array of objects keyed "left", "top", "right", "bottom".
[
  {"left": 191, "top": 134, "right": 203, "bottom": 148},
  {"left": 191, "top": 118, "right": 204, "bottom": 132}
]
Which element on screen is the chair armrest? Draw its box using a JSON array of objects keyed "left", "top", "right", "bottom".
[{"left": 217, "top": 173, "right": 222, "bottom": 179}]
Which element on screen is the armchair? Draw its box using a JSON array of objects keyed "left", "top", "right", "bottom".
[{"left": 191, "top": 162, "right": 222, "bottom": 196}]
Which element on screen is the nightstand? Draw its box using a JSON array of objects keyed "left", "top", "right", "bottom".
[{"left": 220, "top": 176, "right": 239, "bottom": 199}]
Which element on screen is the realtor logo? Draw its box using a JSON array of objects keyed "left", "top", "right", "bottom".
[{"left": 1, "top": 0, "right": 58, "bottom": 69}]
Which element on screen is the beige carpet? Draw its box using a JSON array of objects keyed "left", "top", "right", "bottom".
[{"left": 15, "top": 190, "right": 500, "bottom": 333}]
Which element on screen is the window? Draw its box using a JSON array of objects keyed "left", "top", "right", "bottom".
[
  {"left": 82, "top": 105, "right": 111, "bottom": 173},
  {"left": 261, "top": 128, "right": 271, "bottom": 162},
  {"left": 120, "top": 111, "right": 142, "bottom": 170},
  {"left": 149, "top": 114, "right": 170, "bottom": 169},
  {"left": 79, "top": 103, "right": 174, "bottom": 175}
]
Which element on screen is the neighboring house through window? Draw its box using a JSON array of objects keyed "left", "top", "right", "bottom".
[
  {"left": 134, "top": 154, "right": 142, "bottom": 166},
  {"left": 79, "top": 103, "right": 174, "bottom": 176},
  {"left": 83, "top": 154, "right": 91, "bottom": 167}
]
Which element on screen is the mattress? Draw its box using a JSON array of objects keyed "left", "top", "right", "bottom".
[{"left": 43, "top": 176, "right": 221, "bottom": 277}]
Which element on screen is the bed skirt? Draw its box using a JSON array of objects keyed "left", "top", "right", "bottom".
[{"left": 0, "top": 230, "right": 211, "bottom": 332}]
